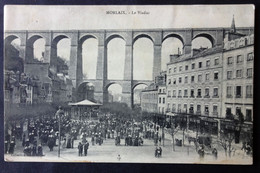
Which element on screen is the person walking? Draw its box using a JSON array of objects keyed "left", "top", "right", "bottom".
[{"left": 78, "top": 142, "right": 83, "bottom": 156}]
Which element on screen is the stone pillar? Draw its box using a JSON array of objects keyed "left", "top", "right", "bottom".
[
  {"left": 124, "top": 32, "right": 133, "bottom": 81},
  {"left": 183, "top": 29, "right": 192, "bottom": 55},
  {"left": 95, "top": 33, "right": 106, "bottom": 103},
  {"left": 122, "top": 81, "right": 132, "bottom": 108},
  {"left": 19, "top": 37, "right": 26, "bottom": 62},
  {"left": 124, "top": 33, "right": 134, "bottom": 108},
  {"left": 215, "top": 29, "right": 225, "bottom": 46},
  {"left": 153, "top": 44, "right": 162, "bottom": 80},
  {"left": 69, "top": 32, "right": 79, "bottom": 88}
]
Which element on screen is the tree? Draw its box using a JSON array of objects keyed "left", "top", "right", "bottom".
[
  {"left": 170, "top": 118, "right": 180, "bottom": 151},
  {"left": 218, "top": 130, "right": 235, "bottom": 158}
]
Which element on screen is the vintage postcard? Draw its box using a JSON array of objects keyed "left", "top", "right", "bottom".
[{"left": 3, "top": 5, "right": 254, "bottom": 164}]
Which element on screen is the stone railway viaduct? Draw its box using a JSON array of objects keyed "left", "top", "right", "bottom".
[{"left": 4, "top": 27, "right": 254, "bottom": 107}]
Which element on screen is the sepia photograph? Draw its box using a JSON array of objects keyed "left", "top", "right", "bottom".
[{"left": 3, "top": 5, "right": 254, "bottom": 164}]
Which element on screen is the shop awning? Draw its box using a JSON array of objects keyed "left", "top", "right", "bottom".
[{"left": 68, "top": 99, "right": 102, "bottom": 106}]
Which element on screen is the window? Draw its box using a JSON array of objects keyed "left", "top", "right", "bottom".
[
  {"left": 236, "top": 69, "right": 242, "bottom": 78},
  {"left": 206, "top": 60, "right": 210, "bottom": 67},
  {"left": 191, "top": 75, "right": 195, "bottom": 83},
  {"left": 227, "top": 86, "right": 232, "bottom": 98},
  {"left": 214, "top": 58, "right": 219, "bottom": 65},
  {"left": 167, "top": 90, "right": 171, "bottom": 97},
  {"left": 184, "top": 104, "right": 187, "bottom": 111},
  {"left": 185, "top": 76, "right": 188, "bottom": 83},
  {"left": 213, "top": 88, "right": 218, "bottom": 97},
  {"left": 172, "top": 90, "right": 176, "bottom": 97},
  {"left": 184, "top": 89, "right": 188, "bottom": 97},
  {"left": 237, "top": 55, "right": 243, "bottom": 64},
  {"left": 205, "top": 105, "right": 209, "bottom": 115},
  {"left": 189, "top": 104, "right": 194, "bottom": 114},
  {"left": 178, "top": 90, "right": 182, "bottom": 97},
  {"left": 227, "top": 57, "right": 233, "bottom": 65},
  {"left": 236, "top": 107, "right": 241, "bottom": 116},
  {"left": 213, "top": 105, "right": 218, "bottom": 115},
  {"left": 197, "top": 89, "right": 201, "bottom": 97},
  {"left": 205, "top": 73, "right": 210, "bottom": 81},
  {"left": 159, "top": 97, "right": 161, "bottom": 103},
  {"left": 174, "top": 67, "right": 177, "bottom": 72},
  {"left": 179, "top": 77, "right": 182, "bottom": 83},
  {"left": 168, "top": 79, "right": 171, "bottom": 85},
  {"left": 162, "top": 107, "right": 164, "bottom": 113},
  {"left": 178, "top": 104, "right": 181, "bottom": 112},
  {"left": 247, "top": 53, "right": 254, "bottom": 61},
  {"left": 246, "top": 109, "right": 252, "bottom": 121},
  {"left": 199, "top": 62, "right": 202, "bottom": 68},
  {"left": 163, "top": 89, "right": 165, "bottom": 93},
  {"left": 185, "top": 65, "right": 189, "bottom": 71},
  {"left": 179, "top": 66, "right": 182, "bottom": 72},
  {"left": 190, "top": 89, "right": 194, "bottom": 98},
  {"left": 172, "top": 104, "right": 176, "bottom": 112},
  {"left": 192, "top": 63, "right": 195, "bottom": 69},
  {"left": 214, "top": 72, "right": 219, "bottom": 80},
  {"left": 198, "top": 74, "right": 202, "bottom": 82},
  {"left": 173, "top": 78, "right": 176, "bottom": 84},
  {"left": 163, "top": 98, "right": 165, "bottom": 104},
  {"left": 205, "top": 88, "right": 209, "bottom": 97},
  {"left": 227, "top": 71, "right": 232, "bottom": 79},
  {"left": 159, "top": 89, "right": 162, "bottom": 93},
  {"left": 236, "top": 86, "right": 242, "bottom": 98},
  {"left": 246, "top": 85, "right": 253, "bottom": 98},
  {"left": 247, "top": 68, "right": 253, "bottom": 78},
  {"left": 168, "top": 68, "right": 171, "bottom": 74},
  {"left": 197, "top": 105, "right": 201, "bottom": 113}
]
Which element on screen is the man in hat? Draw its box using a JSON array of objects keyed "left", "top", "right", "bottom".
[{"left": 78, "top": 142, "right": 83, "bottom": 156}]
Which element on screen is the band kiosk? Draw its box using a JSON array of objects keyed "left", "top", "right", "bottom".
[{"left": 68, "top": 99, "right": 102, "bottom": 120}]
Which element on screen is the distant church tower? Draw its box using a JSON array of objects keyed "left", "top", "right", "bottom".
[{"left": 230, "top": 15, "right": 236, "bottom": 33}]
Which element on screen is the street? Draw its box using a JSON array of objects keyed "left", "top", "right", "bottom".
[{"left": 5, "top": 130, "right": 252, "bottom": 164}]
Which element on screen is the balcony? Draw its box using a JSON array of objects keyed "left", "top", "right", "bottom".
[
  {"left": 204, "top": 112, "right": 209, "bottom": 116},
  {"left": 236, "top": 95, "right": 242, "bottom": 98},
  {"left": 226, "top": 95, "right": 233, "bottom": 98},
  {"left": 183, "top": 95, "right": 188, "bottom": 98},
  {"left": 172, "top": 95, "right": 176, "bottom": 98},
  {"left": 212, "top": 95, "right": 219, "bottom": 98},
  {"left": 204, "top": 95, "right": 210, "bottom": 98},
  {"left": 178, "top": 96, "right": 182, "bottom": 98},
  {"left": 197, "top": 95, "right": 202, "bottom": 98},
  {"left": 190, "top": 95, "right": 195, "bottom": 98}
]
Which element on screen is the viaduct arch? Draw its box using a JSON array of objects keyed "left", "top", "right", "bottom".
[{"left": 4, "top": 27, "right": 254, "bottom": 107}]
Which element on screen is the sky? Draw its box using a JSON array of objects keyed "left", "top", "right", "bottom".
[{"left": 4, "top": 5, "right": 254, "bottom": 96}]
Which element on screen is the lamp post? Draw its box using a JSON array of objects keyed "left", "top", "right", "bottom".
[
  {"left": 55, "top": 106, "right": 64, "bottom": 158},
  {"left": 58, "top": 114, "right": 61, "bottom": 157}
]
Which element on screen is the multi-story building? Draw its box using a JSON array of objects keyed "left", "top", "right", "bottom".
[
  {"left": 167, "top": 46, "right": 223, "bottom": 117},
  {"left": 140, "top": 84, "right": 158, "bottom": 113},
  {"left": 222, "top": 32, "right": 254, "bottom": 122},
  {"left": 166, "top": 20, "right": 254, "bottom": 121},
  {"left": 157, "top": 71, "right": 167, "bottom": 114}
]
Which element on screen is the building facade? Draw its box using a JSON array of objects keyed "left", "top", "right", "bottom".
[
  {"left": 222, "top": 33, "right": 254, "bottom": 121},
  {"left": 167, "top": 47, "right": 223, "bottom": 117},
  {"left": 140, "top": 84, "right": 158, "bottom": 113}
]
